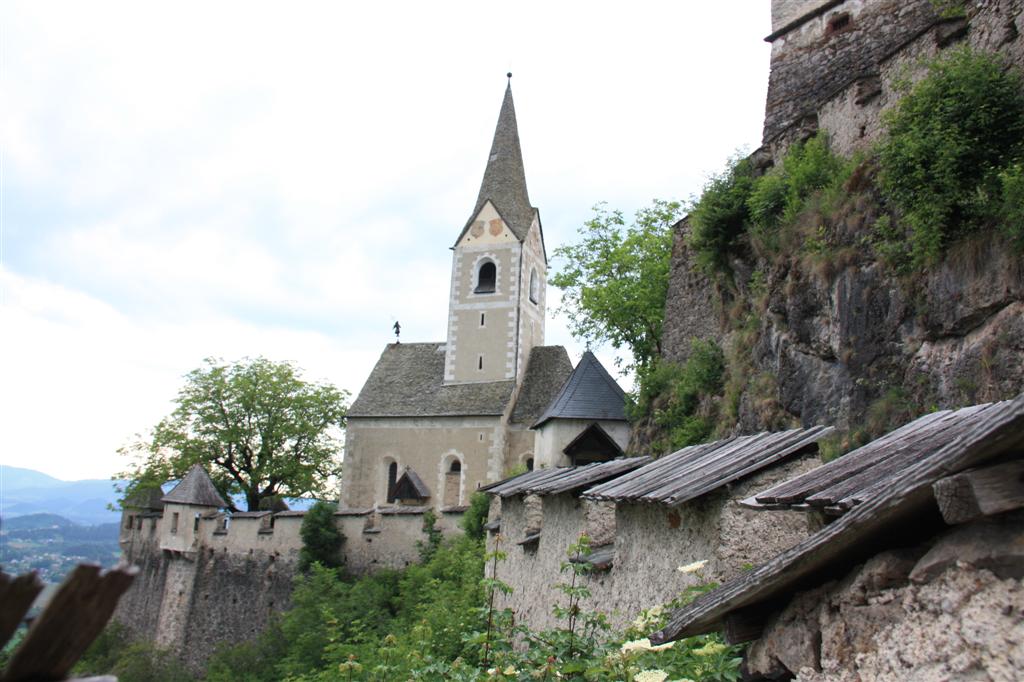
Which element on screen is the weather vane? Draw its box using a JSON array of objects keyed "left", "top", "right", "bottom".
[{"left": 393, "top": 320, "right": 401, "bottom": 344}]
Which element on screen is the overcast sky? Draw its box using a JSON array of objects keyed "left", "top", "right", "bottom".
[{"left": 1, "top": 1, "right": 771, "bottom": 481}]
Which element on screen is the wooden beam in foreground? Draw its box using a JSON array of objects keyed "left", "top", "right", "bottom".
[{"left": 933, "top": 458, "right": 1024, "bottom": 525}]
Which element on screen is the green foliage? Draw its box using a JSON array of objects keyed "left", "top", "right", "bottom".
[
  {"left": 690, "top": 134, "right": 851, "bottom": 273},
  {"left": 879, "top": 47, "right": 1024, "bottom": 263},
  {"left": 299, "top": 500, "right": 345, "bottom": 571},
  {"left": 631, "top": 340, "right": 725, "bottom": 453},
  {"left": 999, "top": 161, "right": 1024, "bottom": 246},
  {"left": 551, "top": 199, "right": 684, "bottom": 371},
  {"left": 417, "top": 509, "right": 443, "bottom": 561},
  {"left": 76, "top": 624, "right": 193, "bottom": 682},
  {"left": 118, "top": 357, "right": 350, "bottom": 511},
  {"left": 689, "top": 155, "right": 757, "bottom": 273},
  {"left": 929, "top": 0, "right": 966, "bottom": 18},
  {"left": 460, "top": 491, "right": 491, "bottom": 541}
]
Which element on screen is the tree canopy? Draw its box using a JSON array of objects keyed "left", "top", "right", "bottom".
[
  {"left": 550, "top": 199, "right": 683, "bottom": 372},
  {"left": 119, "top": 357, "right": 349, "bottom": 511}
]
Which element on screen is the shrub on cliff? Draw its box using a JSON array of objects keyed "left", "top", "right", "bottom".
[
  {"left": 298, "top": 500, "right": 345, "bottom": 571},
  {"left": 689, "top": 155, "right": 757, "bottom": 273},
  {"left": 879, "top": 47, "right": 1024, "bottom": 263}
]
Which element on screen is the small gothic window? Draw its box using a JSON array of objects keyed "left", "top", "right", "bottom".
[
  {"left": 193, "top": 514, "right": 200, "bottom": 533},
  {"left": 386, "top": 461, "right": 398, "bottom": 503},
  {"left": 449, "top": 460, "right": 462, "bottom": 473},
  {"left": 171, "top": 512, "right": 179, "bottom": 534},
  {"left": 529, "top": 269, "right": 539, "bottom": 304},
  {"left": 475, "top": 261, "right": 496, "bottom": 293},
  {"left": 526, "top": 458, "right": 534, "bottom": 471}
]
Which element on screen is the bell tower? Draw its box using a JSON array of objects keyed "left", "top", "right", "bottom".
[{"left": 444, "top": 76, "right": 547, "bottom": 385}]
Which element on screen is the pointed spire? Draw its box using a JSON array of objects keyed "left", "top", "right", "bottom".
[{"left": 458, "top": 78, "right": 536, "bottom": 244}]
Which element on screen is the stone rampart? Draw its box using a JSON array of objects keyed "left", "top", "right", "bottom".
[{"left": 115, "top": 504, "right": 465, "bottom": 671}]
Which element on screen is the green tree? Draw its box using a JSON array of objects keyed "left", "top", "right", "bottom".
[
  {"left": 551, "top": 199, "right": 684, "bottom": 371},
  {"left": 298, "top": 500, "right": 345, "bottom": 571},
  {"left": 119, "top": 357, "right": 349, "bottom": 511}
]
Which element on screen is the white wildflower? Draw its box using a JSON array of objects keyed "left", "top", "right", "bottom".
[
  {"left": 621, "top": 638, "right": 674, "bottom": 653},
  {"left": 677, "top": 560, "right": 707, "bottom": 574},
  {"left": 633, "top": 670, "right": 668, "bottom": 682}
]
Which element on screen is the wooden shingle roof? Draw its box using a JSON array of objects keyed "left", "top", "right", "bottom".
[
  {"left": 481, "top": 457, "right": 651, "bottom": 498},
  {"left": 651, "top": 396, "right": 1024, "bottom": 644},
  {"left": 584, "top": 426, "right": 833, "bottom": 505},
  {"left": 741, "top": 403, "right": 1001, "bottom": 515}
]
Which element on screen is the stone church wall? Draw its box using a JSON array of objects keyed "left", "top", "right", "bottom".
[{"left": 491, "top": 453, "right": 819, "bottom": 632}]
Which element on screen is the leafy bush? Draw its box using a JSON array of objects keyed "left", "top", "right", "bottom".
[
  {"left": 879, "top": 47, "right": 1024, "bottom": 263},
  {"left": 689, "top": 156, "right": 757, "bottom": 272},
  {"left": 632, "top": 340, "right": 726, "bottom": 453},
  {"left": 461, "top": 491, "right": 491, "bottom": 541},
  {"left": 298, "top": 500, "right": 345, "bottom": 571}
]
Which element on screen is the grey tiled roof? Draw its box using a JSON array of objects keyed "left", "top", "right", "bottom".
[
  {"left": 161, "top": 465, "right": 228, "bottom": 508},
  {"left": 509, "top": 346, "right": 573, "bottom": 424},
  {"left": 533, "top": 351, "right": 628, "bottom": 428},
  {"left": 348, "top": 343, "right": 515, "bottom": 418},
  {"left": 455, "top": 83, "right": 537, "bottom": 245}
]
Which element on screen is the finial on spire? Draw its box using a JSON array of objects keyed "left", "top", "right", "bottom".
[
  {"left": 507, "top": 72, "right": 512, "bottom": 82},
  {"left": 393, "top": 320, "right": 401, "bottom": 344}
]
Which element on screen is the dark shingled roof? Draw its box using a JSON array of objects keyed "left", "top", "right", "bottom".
[
  {"left": 652, "top": 396, "right": 1024, "bottom": 644},
  {"left": 509, "top": 346, "right": 573, "bottom": 424},
  {"left": 348, "top": 343, "right": 515, "bottom": 418},
  {"left": 161, "top": 465, "right": 228, "bottom": 508},
  {"left": 533, "top": 351, "right": 627, "bottom": 428},
  {"left": 455, "top": 82, "right": 537, "bottom": 245},
  {"left": 481, "top": 457, "right": 651, "bottom": 498},
  {"left": 583, "top": 426, "right": 833, "bottom": 505}
]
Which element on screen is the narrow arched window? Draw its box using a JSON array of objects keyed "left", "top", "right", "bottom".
[
  {"left": 449, "top": 460, "right": 461, "bottom": 473},
  {"left": 526, "top": 458, "right": 534, "bottom": 471},
  {"left": 475, "top": 261, "right": 496, "bottom": 293},
  {"left": 386, "top": 461, "right": 398, "bottom": 503},
  {"left": 529, "top": 269, "right": 539, "bottom": 304}
]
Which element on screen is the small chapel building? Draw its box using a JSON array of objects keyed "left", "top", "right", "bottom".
[{"left": 339, "top": 81, "right": 630, "bottom": 511}]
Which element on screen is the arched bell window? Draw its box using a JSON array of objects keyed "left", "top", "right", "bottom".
[
  {"left": 449, "top": 460, "right": 461, "bottom": 473},
  {"left": 475, "top": 261, "right": 496, "bottom": 293}
]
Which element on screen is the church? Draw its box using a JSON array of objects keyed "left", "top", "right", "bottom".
[{"left": 338, "top": 80, "right": 631, "bottom": 511}]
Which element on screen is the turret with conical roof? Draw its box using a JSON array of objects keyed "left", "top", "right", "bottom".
[
  {"left": 159, "top": 464, "right": 227, "bottom": 553},
  {"left": 444, "top": 78, "right": 548, "bottom": 385}
]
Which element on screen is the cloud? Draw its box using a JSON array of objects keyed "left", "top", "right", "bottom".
[{"left": 0, "top": 1, "right": 769, "bottom": 478}]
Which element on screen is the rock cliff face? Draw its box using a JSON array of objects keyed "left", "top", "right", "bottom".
[{"left": 646, "top": 0, "right": 1024, "bottom": 450}]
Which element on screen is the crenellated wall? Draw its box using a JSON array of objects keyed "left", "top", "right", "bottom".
[{"left": 115, "top": 504, "right": 465, "bottom": 671}]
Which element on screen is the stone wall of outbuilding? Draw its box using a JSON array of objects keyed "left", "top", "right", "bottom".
[{"left": 490, "top": 452, "right": 820, "bottom": 632}]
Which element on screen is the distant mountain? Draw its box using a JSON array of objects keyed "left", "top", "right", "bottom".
[
  {"left": 1, "top": 512, "right": 77, "bottom": 531},
  {"left": 0, "top": 465, "right": 63, "bottom": 490},
  {"left": 0, "top": 465, "right": 126, "bottom": 526}
]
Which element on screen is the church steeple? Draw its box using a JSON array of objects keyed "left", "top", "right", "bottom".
[
  {"left": 444, "top": 77, "right": 546, "bottom": 386},
  {"left": 457, "top": 78, "right": 536, "bottom": 245}
]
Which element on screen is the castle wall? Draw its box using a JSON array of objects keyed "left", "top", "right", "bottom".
[
  {"left": 341, "top": 416, "right": 502, "bottom": 508},
  {"left": 491, "top": 453, "right": 819, "bottom": 632}
]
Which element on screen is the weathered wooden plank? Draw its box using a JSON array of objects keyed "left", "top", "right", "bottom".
[
  {"left": 753, "top": 409, "right": 955, "bottom": 504},
  {"left": 806, "top": 407, "right": 993, "bottom": 507},
  {"left": 0, "top": 572, "right": 44, "bottom": 650},
  {"left": 932, "top": 458, "right": 1024, "bottom": 525},
  {"left": 659, "top": 427, "right": 832, "bottom": 506},
  {"left": 722, "top": 606, "right": 770, "bottom": 644},
  {"left": 649, "top": 396, "right": 1024, "bottom": 644},
  {"left": 639, "top": 432, "right": 790, "bottom": 503},
  {"left": 4, "top": 564, "right": 138, "bottom": 681},
  {"left": 584, "top": 440, "right": 727, "bottom": 500}
]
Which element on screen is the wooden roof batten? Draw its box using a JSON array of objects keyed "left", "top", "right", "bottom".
[
  {"left": 480, "top": 457, "right": 651, "bottom": 498},
  {"left": 650, "top": 395, "right": 1024, "bottom": 645}
]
